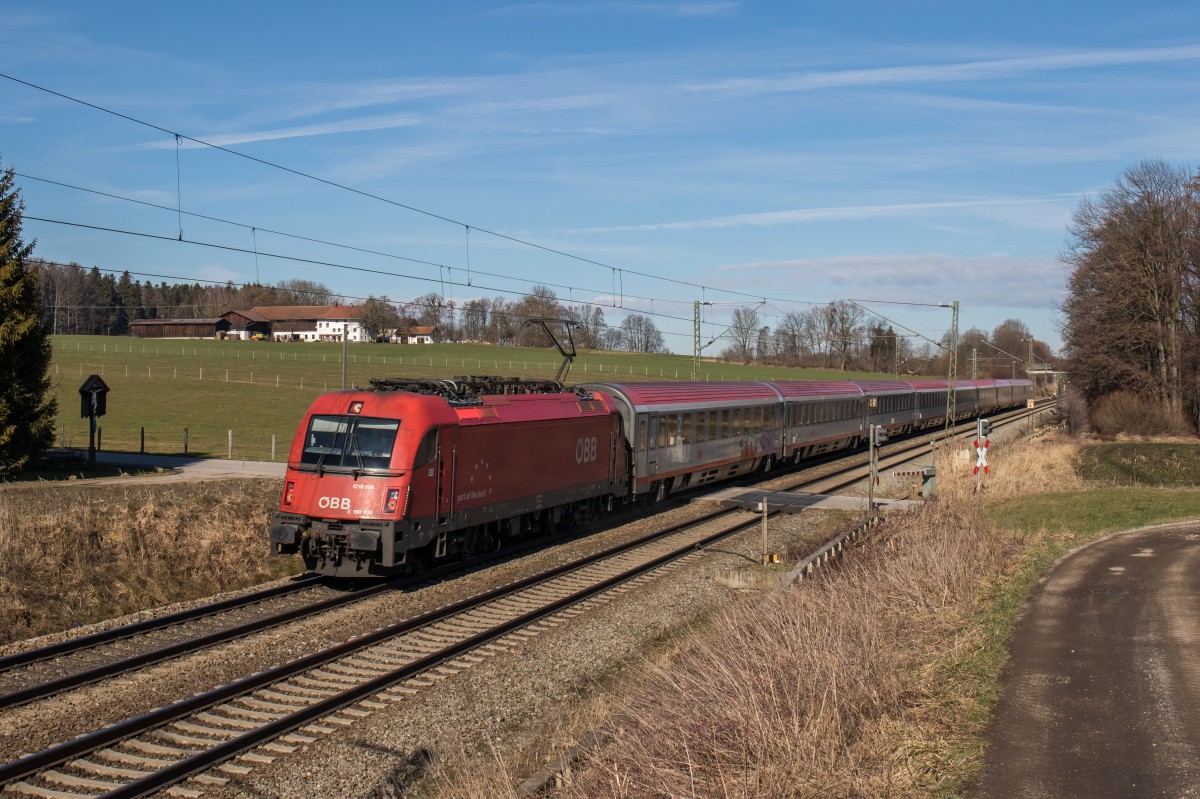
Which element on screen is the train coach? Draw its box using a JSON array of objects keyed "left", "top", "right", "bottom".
[{"left": 271, "top": 375, "right": 1032, "bottom": 577}]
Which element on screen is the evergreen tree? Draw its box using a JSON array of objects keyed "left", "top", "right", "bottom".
[{"left": 0, "top": 160, "right": 56, "bottom": 477}]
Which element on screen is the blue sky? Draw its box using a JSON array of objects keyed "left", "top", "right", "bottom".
[{"left": 3, "top": 1, "right": 1199, "bottom": 356}]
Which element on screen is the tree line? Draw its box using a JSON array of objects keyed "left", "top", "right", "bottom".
[
  {"left": 1061, "top": 159, "right": 1200, "bottom": 432},
  {"left": 35, "top": 259, "right": 1055, "bottom": 374}
]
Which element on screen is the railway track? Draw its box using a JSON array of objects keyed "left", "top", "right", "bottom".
[
  {"left": 0, "top": 504, "right": 774, "bottom": 798},
  {"left": 0, "top": 400, "right": 1049, "bottom": 711},
  {"left": 0, "top": 401, "right": 1052, "bottom": 796}
]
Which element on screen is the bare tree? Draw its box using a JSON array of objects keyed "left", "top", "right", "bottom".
[
  {"left": 359, "top": 296, "right": 400, "bottom": 341},
  {"left": 727, "top": 307, "right": 760, "bottom": 364},
  {"left": 828, "top": 301, "right": 864, "bottom": 370},
  {"left": 1061, "top": 159, "right": 1200, "bottom": 423},
  {"left": 619, "top": 314, "right": 666, "bottom": 353},
  {"left": 461, "top": 298, "right": 489, "bottom": 342}
]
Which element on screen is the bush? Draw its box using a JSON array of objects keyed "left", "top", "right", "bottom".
[
  {"left": 1090, "top": 390, "right": 1191, "bottom": 437},
  {"left": 1061, "top": 387, "right": 1089, "bottom": 436}
]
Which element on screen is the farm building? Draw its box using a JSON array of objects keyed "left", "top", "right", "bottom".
[
  {"left": 398, "top": 325, "right": 438, "bottom": 344},
  {"left": 221, "top": 309, "right": 272, "bottom": 339},
  {"left": 130, "top": 318, "right": 231, "bottom": 339},
  {"left": 248, "top": 305, "right": 368, "bottom": 342}
]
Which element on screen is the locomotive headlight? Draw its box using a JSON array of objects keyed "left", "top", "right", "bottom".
[
  {"left": 283, "top": 481, "right": 296, "bottom": 506},
  {"left": 384, "top": 488, "right": 401, "bottom": 514}
]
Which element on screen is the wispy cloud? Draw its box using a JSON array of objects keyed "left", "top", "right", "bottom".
[
  {"left": 708, "top": 253, "right": 1066, "bottom": 309},
  {"left": 484, "top": 2, "right": 739, "bottom": 18},
  {"left": 146, "top": 112, "right": 425, "bottom": 149},
  {"left": 689, "top": 44, "right": 1200, "bottom": 96},
  {"left": 566, "top": 196, "right": 1075, "bottom": 234}
]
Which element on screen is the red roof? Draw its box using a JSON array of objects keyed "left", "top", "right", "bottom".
[
  {"left": 250, "top": 305, "right": 337, "bottom": 321},
  {"left": 852, "top": 380, "right": 915, "bottom": 394},
  {"left": 770, "top": 381, "right": 863, "bottom": 398},
  {"left": 222, "top": 309, "right": 270, "bottom": 323}
]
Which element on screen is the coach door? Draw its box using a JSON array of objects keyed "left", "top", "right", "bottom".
[{"left": 434, "top": 431, "right": 456, "bottom": 529}]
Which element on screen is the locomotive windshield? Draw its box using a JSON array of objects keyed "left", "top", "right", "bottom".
[{"left": 300, "top": 415, "right": 400, "bottom": 472}]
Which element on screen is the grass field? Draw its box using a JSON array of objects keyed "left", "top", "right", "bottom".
[
  {"left": 47, "top": 335, "right": 904, "bottom": 461},
  {"left": 1076, "top": 441, "right": 1200, "bottom": 487}
]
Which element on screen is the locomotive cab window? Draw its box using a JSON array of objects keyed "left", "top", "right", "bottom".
[{"left": 301, "top": 415, "right": 400, "bottom": 472}]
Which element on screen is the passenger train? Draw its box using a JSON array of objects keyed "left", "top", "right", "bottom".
[{"left": 269, "top": 376, "right": 1033, "bottom": 577}]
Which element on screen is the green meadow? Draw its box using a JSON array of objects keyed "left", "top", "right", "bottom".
[{"left": 48, "top": 335, "right": 905, "bottom": 461}]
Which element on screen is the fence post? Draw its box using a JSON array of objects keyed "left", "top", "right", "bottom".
[
  {"left": 228, "top": 430, "right": 233, "bottom": 460},
  {"left": 140, "top": 427, "right": 145, "bottom": 454},
  {"left": 272, "top": 434, "right": 276, "bottom": 462},
  {"left": 184, "top": 427, "right": 189, "bottom": 455}
]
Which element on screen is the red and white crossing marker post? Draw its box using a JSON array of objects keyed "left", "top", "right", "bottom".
[{"left": 974, "top": 418, "right": 992, "bottom": 492}]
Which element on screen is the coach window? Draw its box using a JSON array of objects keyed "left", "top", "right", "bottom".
[
  {"left": 682, "top": 413, "right": 693, "bottom": 445},
  {"left": 754, "top": 407, "right": 763, "bottom": 434},
  {"left": 648, "top": 416, "right": 658, "bottom": 449},
  {"left": 696, "top": 412, "right": 706, "bottom": 443},
  {"left": 639, "top": 417, "right": 647, "bottom": 452},
  {"left": 657, "top": 415, "right": 668, "bottom": 448},
  {"left": 708, "top": 411, "right": 718, "bottom": 441}
]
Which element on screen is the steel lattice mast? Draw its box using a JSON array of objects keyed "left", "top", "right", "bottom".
[{"left": 944, "top": 300, "right": 959, "bottom": 435}]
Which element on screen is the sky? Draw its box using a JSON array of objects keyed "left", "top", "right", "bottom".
[{"left": 2, "top": 1, "right": 1199, "bottom": 358}]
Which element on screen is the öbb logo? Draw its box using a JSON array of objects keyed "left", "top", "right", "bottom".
[
  {"left": 317, "top": 496, "right": 352, "bottom": 510},
  {"left": 575, "top": 437, "right": 598, "bottom": 464}
]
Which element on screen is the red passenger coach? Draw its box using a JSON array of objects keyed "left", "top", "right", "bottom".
[{"left": 270, "top": 378, "right": 627, "bottom": 577}]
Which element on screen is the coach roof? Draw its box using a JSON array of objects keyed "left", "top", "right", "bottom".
[{"left": 584, "top": 381, "right": 782, "bottom": 409}]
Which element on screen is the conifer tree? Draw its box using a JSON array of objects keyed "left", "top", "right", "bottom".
[{"left": 0, "top": 159, "right": 56, "bottom": 477}]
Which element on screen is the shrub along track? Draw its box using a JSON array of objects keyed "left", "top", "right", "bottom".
[{"left": 0, "top": 403, "right": 1048, "bottom": 797}]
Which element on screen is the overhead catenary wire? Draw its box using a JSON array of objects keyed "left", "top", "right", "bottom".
[
  {"left": 13, "top": 171, "right": 703, "bottom": 313},
  {"left": 1, "top": 71, "right": 777, "bottom": 305},
  {"left": 4, "top": 71, "right": 967, "bottom": 348}
]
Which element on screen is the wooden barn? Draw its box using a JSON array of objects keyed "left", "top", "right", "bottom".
[
  {"left": 129, "top": 318, "right": 231, "bottom": 339},
  {"left": 221, "top": 309, "right": 272, "bottom": 339}
]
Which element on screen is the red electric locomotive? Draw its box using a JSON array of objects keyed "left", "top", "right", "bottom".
[{"left": 270, "top": 377, "right": 628, "bottom": 577}]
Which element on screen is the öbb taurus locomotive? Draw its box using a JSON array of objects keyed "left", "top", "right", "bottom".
[{"left": 270, "top": 375, "right": 1032, "bottom": 577}]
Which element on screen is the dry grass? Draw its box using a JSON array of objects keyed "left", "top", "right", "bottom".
[
  {"left": 934, "top": 432, "right": 1082, "bottom": 507},
  {"left": 0, "top": 480, "right": 301, "bottom": 644},
  {"left": 416, "top": 433, "right": 1090, "bottom": 799},
  {"left": 544, "top": 503, "right": 1009, "bottom": 799},
  {"left": 1089, "top": 390, "right": 1193, "bottom": 437}
]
